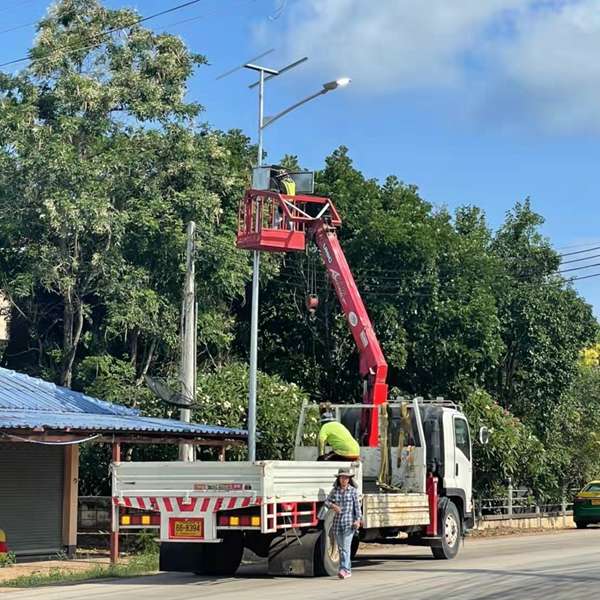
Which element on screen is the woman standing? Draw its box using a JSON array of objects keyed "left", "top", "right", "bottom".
[{"left": 324, "top": 467, "right": 362, "bottom": 579}]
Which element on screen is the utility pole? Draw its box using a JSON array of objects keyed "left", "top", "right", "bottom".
[{"left": 179, "top": 221, "right": 196, "bottom": 462}]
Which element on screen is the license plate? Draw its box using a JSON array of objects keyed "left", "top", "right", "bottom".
[
  {"left": 169, "top": 518, "right": 204, "bottom": 539},
  {"left": 591, "top": 500, "right": 600, "bottom": 506}
]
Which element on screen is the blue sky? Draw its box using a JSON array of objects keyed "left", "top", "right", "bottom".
[{"left": 2, "top": 0, "right": 599, "bottom": 316}]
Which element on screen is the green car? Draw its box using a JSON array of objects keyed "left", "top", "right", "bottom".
[{"left": 573, "top": 481, "right": 600, "bottom": 528}]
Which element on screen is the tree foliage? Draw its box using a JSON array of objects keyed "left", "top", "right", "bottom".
[
  {"left": 462, "top": 389, "right": 546, "bottom": 497},
  {"left": 0, "top": 0, "right": 252, "bottom": 390},
  {"left": 195, "top": 363, "right": 308, "bottom": 461}
]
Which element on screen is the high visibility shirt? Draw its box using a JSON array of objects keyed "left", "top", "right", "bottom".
[{"left": 318, "top": 422, "right": 360, "bottom": 457}]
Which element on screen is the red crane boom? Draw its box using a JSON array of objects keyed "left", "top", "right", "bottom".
[{"left": 237, "top": 189, "right": 388, "bottom": 447}]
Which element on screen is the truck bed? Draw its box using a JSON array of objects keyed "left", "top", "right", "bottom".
[{"left": 112, "top": 460, "right": 362, "bottom": 505}]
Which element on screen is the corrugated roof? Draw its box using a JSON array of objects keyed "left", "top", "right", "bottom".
[{"left": 0, "top": 368, "right": 246, "bottom": 439}]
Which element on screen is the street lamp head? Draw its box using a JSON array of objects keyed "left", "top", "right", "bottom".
[{"left": 322, "top": 77, "right": 352, "bottom": 92}]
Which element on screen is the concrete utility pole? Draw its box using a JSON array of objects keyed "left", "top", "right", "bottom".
[{"left": 179, "top": 220, "right": 196, "bottom": 462}]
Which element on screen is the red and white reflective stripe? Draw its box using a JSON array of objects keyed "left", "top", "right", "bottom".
[{"left": 113, "top": 496, "right": 261, "bottom": 513}]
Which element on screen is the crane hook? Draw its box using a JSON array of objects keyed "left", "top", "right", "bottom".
[{"left": 306, "top": 293, "right": 319, "bottom": 319}]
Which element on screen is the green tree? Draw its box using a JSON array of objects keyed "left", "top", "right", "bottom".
[
  {"left": 0, "top": 1, "right": 255, "bottom": 390},
  {"left": 489, "top": 201, "right": 598, "bottom": 432},
  {"left": 543, "top": 366, "right": 600, "bottom": 496},
  {"left": 0, "top": 0, "right": 200, "bottom": 385}
]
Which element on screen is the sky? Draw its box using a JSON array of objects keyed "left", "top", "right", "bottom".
[{"left": 1, "top": 0, "right": 599, "bottom": 316}]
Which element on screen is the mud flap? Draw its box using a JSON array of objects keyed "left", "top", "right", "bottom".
[
  {"left": 159, "top": 542, "right": 205, "bottom": 572},
  {"left": 268, "top": 530, "right": 321, "bottom": 577}
]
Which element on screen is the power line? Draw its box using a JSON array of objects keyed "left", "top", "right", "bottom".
[
  {"left": 0, "top": 0, "right": 205, "bottom": 68},
  {"left": 559, "top": 245, "right": 600, "bottom": 258},
  {"left": 268, "top": 273, "right": 600, "bottom": 303},
  {"left": 560, "top": 262, "right": 600, "bottom": 275},
  {"left": 557, "top": 240, "right": 600, "bottom": 251},
  {"left": 271, "top": 262, "right": 600, "bottom": 299},
  {"left": 569, "top": 272, "right": 600, "bottom": 283},
  {"left": 0, "top": 22, "right": 36, "bottom": 36},
  {"left": 561, "top": 252, "right": 600, "bottom": 265},
  {"left": 277, "top": 245, "right": 600, "bottom": 281},
  {"left": 278, "top": 262, "right": 594, "bottom": 284},
  {"left": 163, "top": 0, "right": 250, "bottom": 31}
]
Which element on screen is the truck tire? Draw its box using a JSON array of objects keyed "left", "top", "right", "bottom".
[
  {"left": 350, "top": 535, "right": 359, "bottom": 559},
  {"left": 431, "top": 500, "right": 461, "bottom": 560},
  {"left": 314, "top": 511, "right": 339, "bottom": 576},
  {"left": 194, "top": 532, "right": 244, "bottom": 576}
]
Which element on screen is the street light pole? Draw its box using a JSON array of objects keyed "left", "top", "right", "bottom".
[
  {"left": 243, "top": 62, "right": 350, "bottom": 463},
  {"left": 247, "top": 68, "right": 266, "bottom": 463},
  {"left": 262, "top": 79, "right": 351, "bottom": 129}
]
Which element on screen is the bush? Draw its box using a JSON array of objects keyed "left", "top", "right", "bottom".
[
  {"left": 195, "top": 363, "right": 309, "bottom": 460},
  {"left": 0, "top": 551, "right": 16, "bottom": 568},
  {"left": 463, "top": 389, "right": 546, "bottom": 497}
]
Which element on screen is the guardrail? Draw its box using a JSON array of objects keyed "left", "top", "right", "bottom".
[{"left": 474, "top": 481, "right": 579, "bottom": 528}]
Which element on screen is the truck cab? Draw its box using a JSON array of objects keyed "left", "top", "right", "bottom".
[{"left": 294, "top": 397, "right": 475, "bottom": 537}]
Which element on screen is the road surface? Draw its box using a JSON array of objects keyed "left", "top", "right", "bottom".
[{"left": 6, "top": 530, "right": 600, "bottom": 600}]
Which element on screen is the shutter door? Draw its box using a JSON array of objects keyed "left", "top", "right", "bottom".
[{"left": 0, "top": 443, "right": 64, "bottom": 555}]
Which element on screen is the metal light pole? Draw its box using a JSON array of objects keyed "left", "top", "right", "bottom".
[
  {"left": 243, "top": 62, "right": 351, "bottom": 462},
  {"left": 244, "top": 64, "right": 277, "bottom": 463}
]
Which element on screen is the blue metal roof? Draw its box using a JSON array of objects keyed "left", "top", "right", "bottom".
[{"left": 0, "top": 368, "right": 246, "bottom": 439}]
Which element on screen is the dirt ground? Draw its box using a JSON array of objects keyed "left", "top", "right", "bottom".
[{"left": 0, "top": 555, "right": 110, "bottom": 585}]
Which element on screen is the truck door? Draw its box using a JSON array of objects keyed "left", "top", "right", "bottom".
[{"left": 453, "top": 416, "right": 473, "bottom": 515}]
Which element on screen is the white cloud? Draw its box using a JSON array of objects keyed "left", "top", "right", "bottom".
[
  {"left": 273, "top": 0, "right": 528, "bottom": 90},
  {"left": 266, "top": 0, "right": 600, "bottom": 133},
  {"left": 495, "top": 0, "right": 600, "bottom": 133}
]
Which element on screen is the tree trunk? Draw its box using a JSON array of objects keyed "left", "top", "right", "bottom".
[
  {"left": 60, "top": 293, "right": 84, "bottom": 388},
  {"left": 135, "top": 338, "right": 156, "bottom": 386},
  {"left": 130, "top": 330, "right": 139, "bottom": 366}
]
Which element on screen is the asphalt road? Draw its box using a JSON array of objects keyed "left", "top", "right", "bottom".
[{"left": 6, "top": 530, "right": 600, "bottom": 600}]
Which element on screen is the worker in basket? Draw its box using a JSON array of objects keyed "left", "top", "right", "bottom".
[
  {"left": 317, "top": 404, "right": 360, "bottom": 462},
  {"left": 271, "top": 167, "right": 296, "bottom": 230}
]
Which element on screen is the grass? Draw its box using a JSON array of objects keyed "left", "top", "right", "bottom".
[{"left": 1, "top": 551, "right": 159, "bottom": 588}]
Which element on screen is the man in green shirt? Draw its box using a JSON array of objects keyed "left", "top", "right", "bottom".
[{"left": 317, "top": 411, "right": 360, "bottom": 461}]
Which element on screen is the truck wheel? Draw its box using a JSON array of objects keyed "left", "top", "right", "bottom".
[
  {"left": 431, "top": 500, "right": 461, "bottom": 560},
  {"left": 194, "top": 532, "right": 244, "bottom": 576},
  {"left": 315, "top": 511, "right": 339, "bottom": 576}
]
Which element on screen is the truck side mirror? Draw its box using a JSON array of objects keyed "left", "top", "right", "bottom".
[{"left": 478, "top": 426, "right": 490, "bottom": 445}]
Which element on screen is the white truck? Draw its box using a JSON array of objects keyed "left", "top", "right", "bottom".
[{"left": 111, "top": 180, "right": 482, "bottom": 576}]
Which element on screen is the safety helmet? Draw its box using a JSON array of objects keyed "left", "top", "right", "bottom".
[{"left": 320, "top": 412, "right": 335, "bottom": 423}]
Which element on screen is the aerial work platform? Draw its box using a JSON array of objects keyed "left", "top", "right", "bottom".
[{"left": 236, "top": 188, "right": 342, "bottom": 253}]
